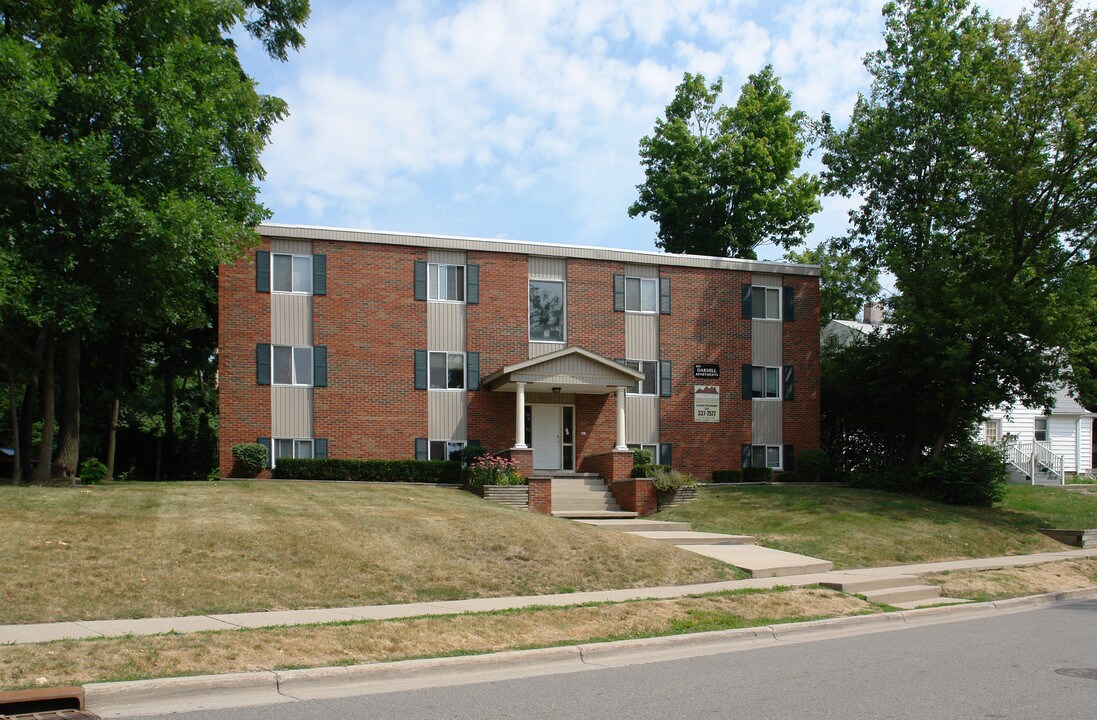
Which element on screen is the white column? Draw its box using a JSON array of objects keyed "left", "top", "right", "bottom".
[
  {"left": 614, "top": 387, "right": 628, "bottom": 451},
  {"left": 514, "top": 382, "right": 528, "bottom": 449}
]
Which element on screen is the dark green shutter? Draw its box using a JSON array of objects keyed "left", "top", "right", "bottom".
[
  {"left": 313, "top": 254, "right": 327, "bottom": 296},
  {"left": 415, "top": 438, "right": 428, "bottom": 461},
  {"left": 659, "top": 443, "right": 672, "bottom": 467},
  {"left": 660, "top": 361, "right": 672, "bottom": 397},
  {"left": 783, "top": 285, "right": 795, "bottom": 321},
  {"left": 257, "top": 344, "right": 271, "bottom": 385},
  {"left": 256, "top": 251, "right": 270, "bottom": 292},
  {"left": 741, "top": 284, "right": 752, "bottom": 319},
  {"left": 783, "top": 365, "right": 794, "bottom": 401},
  {"left": 468, "top": 439, "right": 481, "bottom": 448},
  {"left": 466, "top": 264, "right": 479, "bottom": 304},
  {"left": 414, "top": 350, "right": 428, "bottom": 390},
  {"left": 741, "top": 364, "right": 752, "bottom": 400},
  {"left": 783, "top": 444, "right": 795, "bottom": 471},
  {"left": 659, "top": 277, "right": 671, "bottom": 315},
  {"left": 613, "top": 274, "right": 625, "bottom": 311},
  {"left": 414, "top": 260, "right": 427, "bottom": 301},
  {"left": 313, "top": 346, "right": 328, "bottom": 387},
  {"left": 741, "top": 444, "right": 752, "bottom": 468},
  {"left": 314, "top": 439, "right": 329, "bottom": 459},
  {"left": 258, "top": 437, "right": 272, "bottom": 469},
  {"left": 467, "top": 351, "right": 480, "bottom": 391}
]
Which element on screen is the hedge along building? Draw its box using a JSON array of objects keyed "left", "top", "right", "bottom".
[{"left": 218, "top": 223, "right": 822, "bottom": 483}]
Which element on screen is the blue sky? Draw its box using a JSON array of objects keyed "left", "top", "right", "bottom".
[{"left": 236, "top": 0, "right": 1060, "bottom": 261}]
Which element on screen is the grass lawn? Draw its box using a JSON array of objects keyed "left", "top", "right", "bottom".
[
  {"left": 0, "top": 481, "right": 733, "bottom": 625},
  {"left": 654, "top": 484, "right": 1097, "bottom": 570}
]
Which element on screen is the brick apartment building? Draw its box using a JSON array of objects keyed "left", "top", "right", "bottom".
[{"left": 218, "top": 223, "right": 821, "bottom": 482}]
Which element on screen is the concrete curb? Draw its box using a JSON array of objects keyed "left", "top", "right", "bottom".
[{"left": 84, "top": 586, "right": 1097, "bottom": 718}]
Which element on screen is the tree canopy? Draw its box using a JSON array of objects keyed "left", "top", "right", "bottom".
[
  {"left": 630, "top": 67, "right": 821, "bottom": 259},
  {"left": 785, "top": 242, "right": 881, "bottom": 326}
]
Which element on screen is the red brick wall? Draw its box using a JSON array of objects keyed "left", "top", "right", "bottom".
[
  {"left": 566, "top": 258, "right": 625, "bottom": 360},
  {"left": 659, "top": 266, "right": 753, "bottom": 480},
  {"left": 783, "top": 275, "right": 822, "bottom": 464},
  {"left": 607, "top": 478, "right": 657, "bottom": 516},
  {"left": 583, "top": 450, "right": 633, "bottom": 481},
  {"left": 218, "top": 243, "right": 272, "bottom": 477},
  {"left": 312, "top": 241, "right": 427, "bottom": 460},
  {"left": 527, "top": 476, "right": 551, "bottom": 514}
]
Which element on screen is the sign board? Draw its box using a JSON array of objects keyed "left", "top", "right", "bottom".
[
  {"left": 694, "top": 363, "right": 720, "bottom": 379},
  {"left": 693, "top": 384, "right": 720, "bottom": 423}
]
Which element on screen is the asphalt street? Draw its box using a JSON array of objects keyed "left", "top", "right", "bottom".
[{"left": 124, "top": 599, "right": 1097, "bottom": 720}]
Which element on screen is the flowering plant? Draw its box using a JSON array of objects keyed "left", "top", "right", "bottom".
[{"left": 467, "top": 455, "right": 525, "bottom": 486}]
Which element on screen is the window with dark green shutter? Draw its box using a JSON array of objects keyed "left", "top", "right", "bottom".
[
  {"left": 312, "top": 254, "right": 327, "bottom": 296},
  {"left": 613, "top": 274, "right": 625, "bottom": 312},
  {"left": 659, "top": 277, "right": 671, "bottom": 315},
  {"left": 467, "top": 351, "right": 480, "bottom": 391},
  {"left": 782, "top": 365, "right": 794, "bottom": 401},
  {"left": 313, "top": 346, "right": 328, "bottom": 387},
  {"left": 741, "top": 284, "right": 752, "bottom": 319},
  {"left": 414, "top": 350, "right": 428, "bottom": 390},
  {"left": 466, "top": 264, "right": 480, "bottom": 304},
  {"left": 256, "top": 251, "right": 271, "bottom": 292},
  {"left": 257, "top": 344, "right": 271, "bottom": 385},
  {"left": 659, "top": 443, "right": 672, "bottom": 467},
  {"left": 314, "top": 439, "right": 329, "bottom": 459},
  {"left": 414, "top": 438, "right": 428, "bottom": 461},
  {"left": 783, "top": 444, "right": 794, "bottom": 471},
  {"left": 782, "top": 285, "right": 795, "bottom": 321},
  {"left": 414, "top": 260, "right": 427, "bottom": 301},
  {"left": 257, "top": 437, "right": 272, "bottom": 468},
  {"left": 660, "top": 361, "right": 672, "bottom": 397}
]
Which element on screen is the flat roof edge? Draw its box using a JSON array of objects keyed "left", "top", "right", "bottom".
[{"left": 258, "top": 223, "right": 821, "bottom": 277}]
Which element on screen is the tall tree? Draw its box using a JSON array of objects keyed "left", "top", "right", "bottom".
[
  {"left": 0, "top": 0, "right": 308, "bottom": 479},
  {"left": 630, "top": 67, "right": 821, "bottom": 259},
  {"left": 822, "top": 0, "right": 1097, "bottom": 462},
  {"left": 785, "top": 241, "right": 881, "bottom": 326}
]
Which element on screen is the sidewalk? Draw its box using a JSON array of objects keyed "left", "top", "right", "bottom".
[{"left": 5, "top": 548, "right": 1096, "bottom": 646}]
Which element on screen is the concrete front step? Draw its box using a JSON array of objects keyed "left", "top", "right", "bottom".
[
  {"left": 680, "top": 545, "right": 833, "bottom": 578},
  {"left": 861, "top": 584, "right": 942, "bottom": 605},
  {"left": 820, "top": 574, "right": 923, "bottom": 594},
  {"left": 551, "top": 510, "right": 638, "bottom": 519},
  {"left": 550, "top": 477, "right": 607, "bottom": 486},
  {"left": 575, "top": 519, "right": 693, "bottom": 532},
  {"left": 626, "top": 531, "right": 755, "bottom": 546}
]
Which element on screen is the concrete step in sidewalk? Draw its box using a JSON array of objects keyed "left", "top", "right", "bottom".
[
  {"left": 551, "top": 510, "right": 638, "bottom": 519},
  {"left": 574, "top": 519, "right": 693, "bottom": 532},
  {"left": 679, "top": 545, "right": 833, "bottom": 578},
  {"left": 861, "top": 584, "right": 942, "bottom": 605},
  {"left": 626, "top": 531, "right": 756, "bottom": 546}
]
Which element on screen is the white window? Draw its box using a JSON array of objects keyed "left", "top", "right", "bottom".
[
  {"left": 428, "top": 263, "right": 465, "bottom": 302},
  {"left": 750, "top": 445, "right": 782, "bottom": 469},
  {"left": 429, "top": 351, "right": 465, "bottom": 390},
  {"left": 625, "top": 277, "right": 657, "bottom": 313},
  {"left": 752, "top": 366, "right": 780, "bottom": 399},
  {"left": 752, "top": 286, "right": 781, "bottom": 320},
  {"left": 1034, "top": 416, "right": 1048, "bottom": 443},
  {"left": 273, "top": 438, "right": 313, "bottom": 467},
  {"left": 272, "top": 345, "right": 313, "bottom": 386},
  {"left": 429, "top": 440, "right": 466, "bottom": 462},
  {"left": 529, "top": 280, "right": 565, "bottom": 342},
  {"left": 624, "top": 359, "right": 658, "bottom": 396},
  {"left": 983, "top": 420, "right": 1001, "bottom": 443},
  {"left": 627, "top": 443, "right": 659, "bottom": 464},
  {"left": 272, "top": 253, "right": 312, "bottom": 294}
]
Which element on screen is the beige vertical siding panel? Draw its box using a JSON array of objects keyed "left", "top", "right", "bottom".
[
  {"left": 626, "top": 396, "right": 659, "bottom": 444},
  {"left": 529, "top": 342, "right": 565, "bottom": 358},
  {"left": 529, "top": 257, "right": 566, "bottom": 280},
  {"left": 270, "top": 239, "right": 312, "bottom": 255},
  {"left": 751, "top": 401, "right": 782, "bottom": 445},
  {"left": 751, "top": 273, "right": 782, "bottom": 288},
  {"left": 427, "top": 249, "right": 466, "bottom": 265},
  {"left": 428, "top": 392, "right": 468, "bottom": 440},
  {"left": 272, "top": 387, "right": 313, "bottom": 438},
  {"left": 751, "top": 320, "right": 782, "bottom": 366},
  {"left": 623, "top": 263, "right": 658, "bottom": 279},
  {"left": 271, "top": 294, "right": 312, "bottom": 346},
  {"left": 625, "top": 314, "right": 659, "bottom": 359},
  {"left": 427, "top": 302, "right": 466, "bottom": 352}
]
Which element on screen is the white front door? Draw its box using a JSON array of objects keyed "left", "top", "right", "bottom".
[{"left": 532, "top": 405, "right": 562, "bottom": 471}]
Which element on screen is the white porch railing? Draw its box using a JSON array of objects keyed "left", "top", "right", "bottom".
[{"left": 1004, "top": 440, "right": 1064, "bottom": 485}]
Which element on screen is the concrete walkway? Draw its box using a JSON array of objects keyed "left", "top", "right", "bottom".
[{"left": 3, "top": 548, "right": 1096, "bottom": 646}]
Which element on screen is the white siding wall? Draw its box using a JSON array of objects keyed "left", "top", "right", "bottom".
[{"left": 1080, "top": 418, "right": 1094, "bottom": 473}]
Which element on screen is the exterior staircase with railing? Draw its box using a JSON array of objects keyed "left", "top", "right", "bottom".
[{"left": 1005, "top": 440, "right": 1064, "bottom": 486}]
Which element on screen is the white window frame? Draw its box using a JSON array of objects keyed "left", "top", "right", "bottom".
[
  {"left": 271, "top": 253, "right": 313, "bottom": 295},
  {"left": 624, "top": 359, "right": 658, "bottom": 396},
  {"left": 272, "top": 438, "right": 314, "bottom": 468},
  {"left": 428, "top": 351, "right": 465, "bottom": 391},
  {"left": 627, "top": 443, "right": 659, "bottom": 464},
  {"left": 983, "top": 419, "right": 1001, "bottom": 443},
  {"left": 1034, "top": 416, "right": 1048, "bottom": 443},
  {"left": 751, "top": 365, "right": 781, "bottom": 400},
  {"left": 528, "top": 279, "right": 566, "bottom": 344},
  {"left": 427, "top": 263, "right": 466, "bottom": 303},
  {"left": 624, "top": 276, "right": 658, "bottom": 314},
  {"left": 750, "top": 445, "right": 782, "bottom": 470},
  {"left": 751, "top": 286, "right": 781, "bottom": 321},
  {"left": 429, "top": 440, "right": 466, "bottom": 462},
  {"left": 272, "top": 345, "right": 313, "bottom": 387}
]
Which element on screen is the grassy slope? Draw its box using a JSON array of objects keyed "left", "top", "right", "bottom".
[
  {"left": 0, "top": 481, "right": 733, "bottom": 624},
  {"left": 655, "top": 485, "right": 1097, "bottom": 570}
]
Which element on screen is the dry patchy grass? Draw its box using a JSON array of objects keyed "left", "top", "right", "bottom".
[
  {"left": 0, "top": 588, "right": 869, "bottom": 690},
  {"left": 0, "top": 482, "right": 733, "bottom": 624},
  {"left": 924, "top": 559, "right": 1097, "bottom": 602}
]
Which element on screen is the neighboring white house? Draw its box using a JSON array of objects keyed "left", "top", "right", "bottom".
[{"left": 823, "top": 304, "right": 1095, "bottom": 483}]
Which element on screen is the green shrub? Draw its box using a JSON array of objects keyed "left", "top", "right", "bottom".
[
  {"left": 772, "top": 471, "right": 798, "bottom": 483},
  {"left": 206, "top": 467, "right": 221, "bottom": 482},
  {"left": 742, "top": 466, "right": 773, "bottom": 483},
  {"left": 649, "top": 467, "right": 697, "bottom": 493},
  {"left": 631, "top": 463, "right": 669, "bottom": 478},
  {"left": 796, "top": 449, "right": 830, "bottom": 482},
  {"left": 272, "top": 458, "right": 461, "bottom": 484},
  {"left": 79, "top": 458, "right": 108, "bottom": 484},
  {"left": 466, "top": 455, "right": 525, "bottom": 486},
  {"left": 455, "top": 445, "right": 491, "bottom": 465},
  {"left": 232, "top": 443, "right": 268, "bottom": 476},
  {"left": 631, "top": 447, "right": 654, "bottom": 467},
  {"left": 912, "top": 442, "right": 1008, "bottom": 507},
  {"left": 711, "top": 470, "right": 744, "bottom": 483}
]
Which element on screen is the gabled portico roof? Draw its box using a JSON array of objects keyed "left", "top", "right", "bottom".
[{"left": 482, "top": 346, "right": 643, "bottom": 395}]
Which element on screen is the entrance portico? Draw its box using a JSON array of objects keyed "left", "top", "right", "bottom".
[{"left": 481, "top": 347, "right": 643, "bottom": 473}]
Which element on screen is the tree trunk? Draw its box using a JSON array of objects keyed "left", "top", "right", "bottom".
[
  {"left": 32, "top": 329, "right": 55, "bottom": 484},
  {"left": 163, "top": 357, "right": 175, "bottom": 473},
  {"left": 54, "top": 327, "right": 80, "bottom": 478},
  {"left": 105, "top": 344, "right": 124, "bottom": 481},
  {"left": 18, "top": 327, "right": 48, "bottom": 482},
  {"left": 3, "top": 315, "right": 21, "bottom": 484}
]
